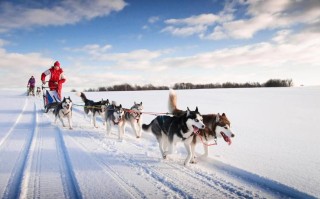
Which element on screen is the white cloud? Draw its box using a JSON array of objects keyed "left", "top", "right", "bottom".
[
  {"left": 148, "top": 16, "right": 160, "bottom": 24},
  {"left": 162, "top": 0, "right": 320, "bottom": 40},
  {"left": 0, "top": 0, "right": 127, "bottom": 32}
]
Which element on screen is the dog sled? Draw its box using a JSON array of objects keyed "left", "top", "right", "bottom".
[{"left": 42, "top": 84, "right": 60, "bottom": 113}]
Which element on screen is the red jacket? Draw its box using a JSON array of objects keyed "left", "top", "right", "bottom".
[{"left": 41, "top": 67, "right": 66, "bottom": 99}]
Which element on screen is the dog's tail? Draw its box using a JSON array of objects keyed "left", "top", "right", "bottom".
[
  {"left": 142, "top": 123, "right": 151, "bottom": 132},
  {"left": 168, "top": 89, "right": 178, "bottom": 113},
  {"left": 76, "top": 92, "right": 87, "bottom": 103}
]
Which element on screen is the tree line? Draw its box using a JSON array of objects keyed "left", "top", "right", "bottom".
[{"left": 74, "top": 79, "right": 293, "bottom": 92}]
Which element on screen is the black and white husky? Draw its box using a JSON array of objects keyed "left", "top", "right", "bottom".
[
  {"left": 77, "top": 92, "right": 109, "bottom": 128},
  {"left": 124, "top": 102, "right": 143, "bottom": 138},
  {"left": 168, "top": 89, "right": 235, "bottom": 163},
  {"left": 54, "top": 97, "right": 73, "bottom": 130},
  {"left": 105, "top": 102, "right": 125, "bottom": 140},
  {"left": 142, "top": 107, "right": 205, "bottom": 166}
]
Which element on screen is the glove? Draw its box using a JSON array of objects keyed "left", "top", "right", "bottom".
[{"left": 42, "top": 81, "right": 46, "bottom": 85}]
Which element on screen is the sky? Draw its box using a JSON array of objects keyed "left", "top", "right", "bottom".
[{"left": 0, "top": 0, "right": 320, "bottom": 91}]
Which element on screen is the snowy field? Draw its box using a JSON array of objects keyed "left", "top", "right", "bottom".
[{"left": 0, "top": 87, "right": 319, "bottom": 199}]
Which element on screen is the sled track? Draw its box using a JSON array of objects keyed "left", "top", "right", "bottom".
[
  {"left": 65, "top": 130, "right": 152, "bottom": 198},
  {"left": 1, "top": 100, "right": 37, "bottom": 199},
  {"left": 0, "top": 98, "right": 28, "bottom": 148},
  {"left": 15, "top": 99, "right": 81, "bottom": 199}
]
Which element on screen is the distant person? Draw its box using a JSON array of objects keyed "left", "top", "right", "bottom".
[
  {"left": 27, "top": 76, "right": 36, "bottom": 96},
  {"left": 41, "top": 61, "right": 66, "bottom": 99}
]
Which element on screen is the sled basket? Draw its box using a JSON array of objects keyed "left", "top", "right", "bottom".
[{"left": 42, "top": 86, "right": 60, "bottom": 113}]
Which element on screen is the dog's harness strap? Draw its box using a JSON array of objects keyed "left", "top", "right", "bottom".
[{"left": 194, "top": 131, "right": 217, "bottom": 146}]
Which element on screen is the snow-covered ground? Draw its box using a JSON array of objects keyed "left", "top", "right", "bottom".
[{"left": 0, "top": 87, "right": 319, "bottom": 199}]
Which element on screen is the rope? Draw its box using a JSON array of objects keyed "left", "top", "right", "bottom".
[{"left": 194, "top": 131, "right": 217, "bottom": 146}]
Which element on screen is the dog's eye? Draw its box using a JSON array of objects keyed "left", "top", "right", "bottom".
[
  {"left": 224, "top": 126, "right": 228, "bottom": 129},
  {"left": 195, "top": 119, "right": 199, "bottom": 122}
]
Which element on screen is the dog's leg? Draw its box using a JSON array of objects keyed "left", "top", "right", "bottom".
[
  {"left": 59, "top": 115, "right": 66, "bottom": 127},
  {"left": 68, "top": 116, "right": 73, "bottom": 130},
  {"left": 118, "top": 122, "right": 125, "bottom": 141},
  {"left": 130, "top": 121, "right": 139, "bottom": 138},
  {"left": 93, "top": 113, "right": 98, "bottom": 128},
  {"left": 106, "top": 122, "right": 111, "bottom": 135},
  {"left": 202, "top": 144, "right": 209, "bottom": 157},
  {"left": 190, "top": 142, "right": 197, "bottom": 163},
  {"left": 137, "top": 119, "right": 143, "bottom": 138},
  {"left": 158, "top": 136, "right": 166, "bottom": 159},
  {"left": 184, "top": 138, "right": 193, "bottom": 166}
]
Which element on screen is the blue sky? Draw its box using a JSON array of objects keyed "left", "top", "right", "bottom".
[{"left": 1, "top": 0, "right": 320, "bottom": 91}]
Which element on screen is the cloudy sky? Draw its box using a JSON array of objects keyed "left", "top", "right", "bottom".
[{"left": 1, "top": 0, "right": 320, "bottom": 91}]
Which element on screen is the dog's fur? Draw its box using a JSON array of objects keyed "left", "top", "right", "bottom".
[
  {"left": 168, "top": 89, "right": 235, "bottom": 163},
  {"left": 54, "top": 97, "right": 73, "bottom": 130},
  {"left": 142, "top": 107, "right": 205, "bottom": 166},
  {"left": 36, "top": 87, "right": 41, "bottom": 97},
  {"left": 77, "top": 92, "right": 109, "bottom": 128},
  {"left": 124, "top": 102, "right": 143, "bottom": 138},
  {"left": 105, "top": 102, "right": 125, "bottom": 140}
]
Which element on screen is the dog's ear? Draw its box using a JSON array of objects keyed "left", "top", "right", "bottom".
[
  {"left": 187, "top": 107, "right": 190, "bottom": 116},
  {"left": 195, "top": 106, "right": 199, "bottom": 113},
  {"left": 216, "top": 113, "right": 220, "bottom": 122},
  {"left": 140, "top": 102, "right": 142, "bottom": 105},
  {"left": 222, "top": 113, "right": 226, "bottom": 116},
  {"left": 119, "top": 104, "right": 122, "bottom": 109}
]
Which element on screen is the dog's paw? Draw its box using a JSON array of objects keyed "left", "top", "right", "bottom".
[
  {"left": 69, "top": 127, "right": 73, "bottom": 130},
  {"left": 190, "top": 160, "right": 197, "bottom": 164}
]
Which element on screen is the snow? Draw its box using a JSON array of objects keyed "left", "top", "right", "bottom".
[{"left": 0, "top": 87, "right": 319, "bottom": 199}]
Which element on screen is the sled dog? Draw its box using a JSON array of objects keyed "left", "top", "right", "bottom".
[
  {"left": 105, "top": 102, "right": 125, "bottom": 140},
  {"left": 54, "top": 97, "right": 73, "bottom": 130},
  {"left": 77, "top": 92, "right": 109, "bottom": 128},
  {"left": 168, "top": 89, "right": 235, "bottom": 163},
  {"left": 124, "top": 102, "right": 143, "bottom": 138},
  {"left": 36, "top": 87, "right": 41, "bottom": 97},
  {"left": 142, "top": 107, "right": 205, "bottom": 166}
]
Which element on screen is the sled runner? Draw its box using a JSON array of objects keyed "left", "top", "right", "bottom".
[{"left": 42, "top": 85, "right": 60, "bottom": 113}]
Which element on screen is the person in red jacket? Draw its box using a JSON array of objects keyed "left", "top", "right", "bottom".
[{"left": 41, "top": 61, "right": 66, "bottom": 99}]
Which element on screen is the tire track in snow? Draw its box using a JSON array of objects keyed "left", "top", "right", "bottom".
[
  {"left": 18, "top": 99, "right": 82, "bottom": 199},
  {"left": 0, "top": 98, "right": 28, "bottom": 148},
  {"left": 0, "top": 99, "right": 37, "bottom": 199}
]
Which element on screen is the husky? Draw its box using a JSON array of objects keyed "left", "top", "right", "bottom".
[
  {"left": 105, "top": 102, "right": 125, "bottom": 140},
  {"left": 142, "top": 107, "right": 205, "bottom": 166},
  {"left": 168, "top": 89, "right": 235, "bottom": 163},
  {"left": 124, "top": 102, "right": 143, "bottom": 138},
  {"left": 54, "top": 97, "right": 73, "bottom": 130},
  {"left": 36, "top": 87, "right": 41, "bottom": 97},
  {"left": 77, "top": 92, "right": 109, "bottom": 128}
]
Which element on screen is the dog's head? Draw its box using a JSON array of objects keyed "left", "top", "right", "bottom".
[
  {"left": 186, "top": 107, "right": 205, "bottom": 133},
  {"left": 62, "top": 97, "right": 72, "bottom": 111},
  {"left": 130, "top": 102, "right": 143, "bottom": 119},
  {"left": 113, "top": 104, "right": 124, "bottom": 121},
  {"left": 100, "top": 99, "right": 110, "bottom": 112},
  {"left": 101, "top": 99, "right": 110, "bottom": 106},
  {"left": 215, "top": 113, "right": 235, "bottom": 145},
  {"left": 133, "top": 102, "right": 143, "bottom": 111}
]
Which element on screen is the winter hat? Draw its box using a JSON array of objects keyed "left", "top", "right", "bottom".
[{"left": 54, "top": 61, "right": 60, "bottom": 67}]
